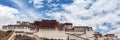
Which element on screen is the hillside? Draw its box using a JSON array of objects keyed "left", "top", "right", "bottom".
[{"left": 0, "top": 30, "right": 13, "bottom": 40}]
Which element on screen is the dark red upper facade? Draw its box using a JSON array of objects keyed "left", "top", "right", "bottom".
[{"left": 32, "top": 20, "right": 59, "bottom": 29}]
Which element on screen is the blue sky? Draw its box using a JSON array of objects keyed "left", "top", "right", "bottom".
[{"left": 0, "top": 0, "right": 120, "bottom": 37}]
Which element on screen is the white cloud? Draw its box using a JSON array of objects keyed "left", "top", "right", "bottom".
[
  {"left": 98, "top": 26, "right": 108, "bottom": 31},
  {"left": 0, "top": 5, "right": 20, "bottom": 29},
  {"left": 11, "top": 0, "right": 43, "bottom": 21},
  {"left": 60, "top": 0, "right": 120, "bottom": 29},
  {"left": 0, "top": 0, "right": 44, "bottom": 29},
  {"left": 29, "top": 0, "right": 120, "bottom": 34},
  {"left": 29, "top": 0, "right": 44, "bottom": 8},
  {"left": 108, "top": 27, "right": 120, "bottom": 38},
  {"left": 39, "top": 0, "right": 120, "bottom": 33}
]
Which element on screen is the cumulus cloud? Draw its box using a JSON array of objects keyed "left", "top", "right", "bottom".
[
  {"left": 61, "top": 0, "right": 120, "bottom": 35},
  {"left": 29, "top": 0, "right": 44, "bottom": 8},
  {"left": 108, "top": 27, "right": 120, "bottom": 38},
  {"left": 0, "top": 0, "right": 43, "bottom": 29},
  {"left": 37, "top": 0, "right": 120, "bottom": 35},
  {"left": 11, "top": 0, "right": 43, "bottom": 21},
  {"left": 0, "top": 5, "right": 20, "bottom": 29}
]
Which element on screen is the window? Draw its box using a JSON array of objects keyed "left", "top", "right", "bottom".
[{"left": 3, "top": 26, "right": 7, "bottom": 29}]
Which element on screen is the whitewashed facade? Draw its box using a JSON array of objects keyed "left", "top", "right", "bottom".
[
  {"left": 2, "top": 21, "right": 38, "bottom": 33},
  {"left": 2, "top": 20, "right": 119, "bottom": 40}
]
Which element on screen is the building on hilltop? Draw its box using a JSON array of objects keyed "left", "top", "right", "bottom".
[{"left": 2, "top": 20, "right": 119, "bottom": 40}]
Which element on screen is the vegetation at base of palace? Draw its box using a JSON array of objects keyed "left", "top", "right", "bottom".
[
  {"left": 14, "top": 34, "right": 36, "bottom": 40},
  {"left": 41, "top": 36, "right": 75, "bottom": 40},
  {"left": 0, "top": 30, "right": 13, "bottom": 40}
]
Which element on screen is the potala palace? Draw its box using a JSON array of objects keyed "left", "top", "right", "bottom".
[{"left": 1, "top": 20, "right": 120, "bottom": 40}]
